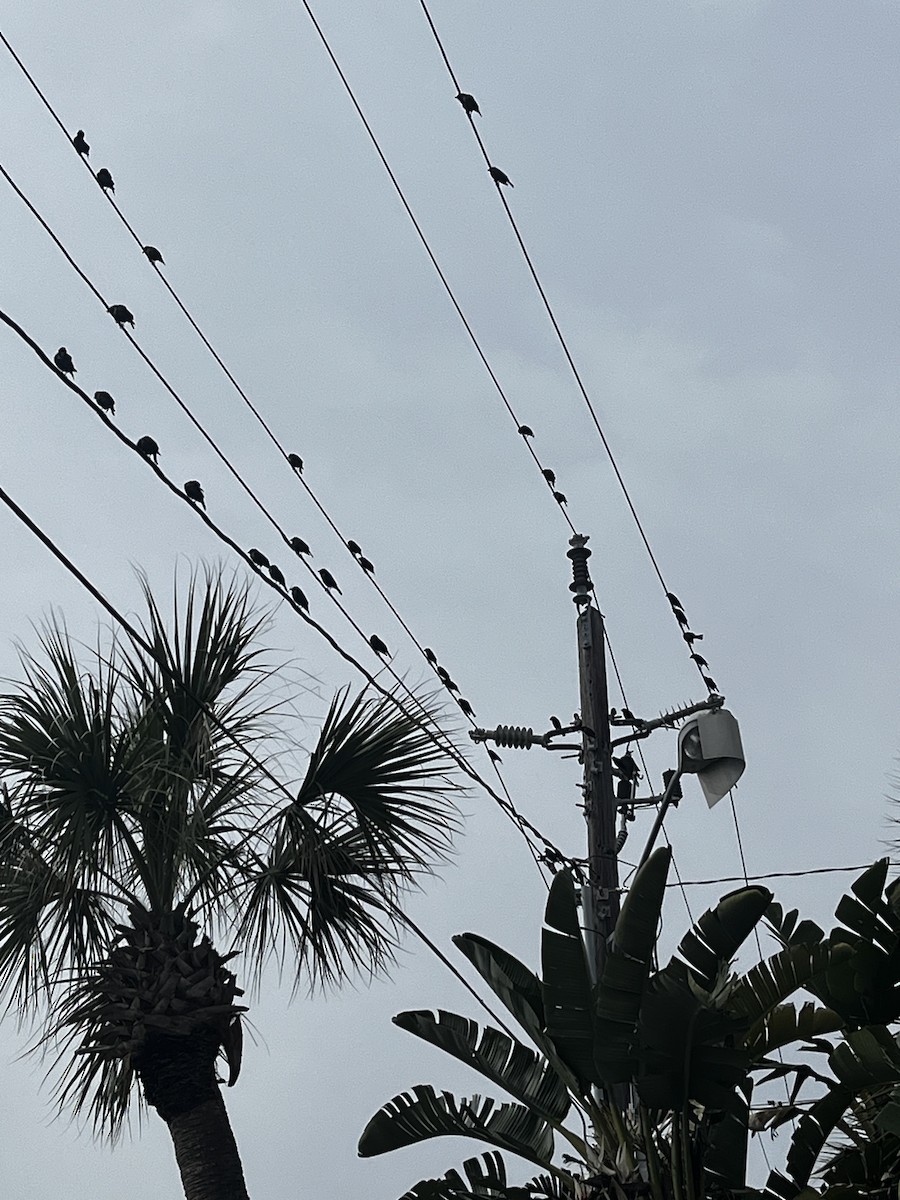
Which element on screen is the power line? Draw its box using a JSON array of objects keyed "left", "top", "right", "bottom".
[{"left": 667, "top": 861, "right": 900, "bottom": 888}]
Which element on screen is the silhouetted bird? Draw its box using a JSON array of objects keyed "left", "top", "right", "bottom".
[
  {"left": 609, "top": 707, "right": 618, "bottom": 720},
  {"left": 142, "top": 245, "right": 164, "bottom": 266},
  {"left": 268, "top": 564, "right": 286, "bottom": 586},
  {"left": 248, "top": 548, "right": 269, "bottom": 568},
  {"left": 359, "top": 556, "right": 375, "bottom": 574},
  {"left": 346, "top": 540, "right": 362, "bottom": 557},
  {"left": 136, "top": 435, "right": 159, "bottom": 462},
  {"left": 73, "top": 130, "right": 89, "bottom": 158},
  {"left": 489, "top": 166, "right": 513, "bottom": 187},
  {"left": 318, "top": 568, "right": 341, "bottom": 594},
  {"left": 54, "top": 347, "right": 76, "bottom": 376},
  {"left": 290, "top": 586, "right": 309, "bottom": 611},
  {"left": 96, "top": 168, "right": 115, "bottom": 193},
  {"left": 613, "top": 752, "right": 639, "bottom": 780},
  {"left": 517, "top": 425, "right": 534, "bottom": 437},
  {"left": 674, "top": 609, "right": 689, "bottom": 628},
  {"left": 444, "top": 679, "right": 460, "bottom": 694},
  {"left": 703, "top": 676, "right": 718, "bottom": 692},
  {"left": 436, "top": 666, "right": 450, "bottom": 683},
  {"left": 542, "top": 468, "right": 556, "bottom": 487},
  {"left": 184, "top": 480, "right": 205, "bottom": 508},
  {"left": 488, "top": 749, "right": 502, "bottom": 765},
  {"left": 369, "top": 634, "right": 389, "bottom": 657},
  {"left": 666, "top": 592, "right": 683, "bottom": 609},
  {"left": 424, "top": 648, "right": 437, "bottom": 665},
  {"left": 289, "top": 536, "right": 311, "bottom": 557},
  {"left": 553, "top": 491, "right": 567, "bottom": 506},
  {"left": 108, "top": 304, "right": 134, "bottom": 328},
  {"left": 93, "top": 390, "right": 115, "bottom": 414},
  {"left": 458, "top": 698, "right": 475, "bottom": 718},
  {"left": 550, "top": 715, "right": 562, "bottom": 731},
  {"left": 690, "top": 653, "right": 709, "bottom": 668},
  {"left": 288, "top": 453, "right": 303, "bottom": 473},
  {"left": 683, "top": 631, "right": 703, "bottom": 644},
  {"left": 621, "top": 707, "right": 636, "bottom": 722},
  {"left": 456, "top": 92, "right": 480, "bottom": 116}
]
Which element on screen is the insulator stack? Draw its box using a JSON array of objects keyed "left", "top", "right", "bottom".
[
  {"left": 493, "top": 725, "right": 535, "bottom": 749},
  {"left": 567, "top": 534, "right": 593, "bottom": 606}
]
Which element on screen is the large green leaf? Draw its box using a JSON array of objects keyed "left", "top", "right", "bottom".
[
  {"left": 358, "top": 1085, "right": 555, "bottom": 1169},
  {"left": 393, "top": 1010, "right": 570, "bottom": 1122},
  {"left": 541, "top": 871, "right": 598, "bottom": 1091},
  {"left": 744, "top": 999, "right": 844, "bottom": 1058},
  {"left": 397, "top": 1151, "right": 515, "bottom": 1200},
  {"left": 676, "top": 885, "right": 772, "bottom": 990}
]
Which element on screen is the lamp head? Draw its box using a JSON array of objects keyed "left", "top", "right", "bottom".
[{"left": 677, "top": 708, "right": 745, "bottom": 807}]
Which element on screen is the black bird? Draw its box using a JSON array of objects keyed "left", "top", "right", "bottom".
[
  {"left": 613, "top": 752, "right": 639, "bottom": 780},
  {"left": 553, "top": 491, "right": 567, "bottom": 506},
  {"left": 93, "top": 390, "right": 115, "bottom": 414},
  {"left": 621, "top": 707, "right": 636, "bottom": 722},
  {"left": 673, "top": 609, "right": 689, "bottom": 628},
  {"left": 248, "top": 548, "right": 269, "bottom": 569},
  {"left": 289, "top": 536, "right": 312, "bottom": 557},
  {"left": 683, "top": 631, "right": 703, "bottom": 645},
  {"left": 136, "top": 435, "right": 159, "bottom": 462},
  {"left": 369, "top": 634, "right": 389, "bottom": 657},
  {"left": 609, "top": 707, "right": 618, "bottom": 720},
  {"left": 346, "top": 540, "right": 362, "bottom": 558},
  {"left": 359, "top": 556, "right": 375, "bottom": 574},
  {"left": 456, "top": 92, "right": 480, "bottom": 116},
  {"left": 444, "top": 679, "right": 460, "bottom": 694},
  {"left": 268, "top": 564, "right": 286, "bottom": 587},
  {"left": 517, "top": 425, "right": 534, "bottom": 437},
  {"left": 424, "top": 648, "right": 437, "bottom": 666},
  {"left": 436, "top": 666, "right": 450, "bottom": 683},
  {"left": 290, "top": 586, "right": 309, "bottom": 611},
  {"left": 96, "top": 167, "right": 115, "bottom": 193},
  {"left": 690, "top": 653, "right": 709, "bottom": 668},
  {"left": 703, "top": 675, "right": 718, "bottom": 692},
  {"left": 288, "top": 453, "right": 303, "bottom": 473},
  {"left": 489, "top": 166, "right": 513, "bottom": 187},
  {"left": 54, "top": 347, "right": 76, "bottom": 376},
  {"left": 542, "top": 468, "right": 556, "bottom": 487},
  {"left": 108, "top": 304, "right": 134, "bottom": 328},
  {"left": 318, "top": 568, "right": 342, "bottom": 594},
  {"left": 550, "top": 715, "right": 562, "bottom": 731},
  {"left": 73, "top": 130, "right": 90, "bottom": 158},
  {"left": 184, "top": 480, "right": 206, "bottom": 508},
  {"left": 666, "top": 592, "right": 683, "bottom": 609},
  {"left": 458, "top": 698, "right": 475, "bottom": 718},
  {"left": 488, "top": 749, "right": 502, "bottom": 765},
  {"left": 143, "top": 245, "right": 164, "bottom": 265}
]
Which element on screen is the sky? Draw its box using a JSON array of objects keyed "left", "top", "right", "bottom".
[{"left": 1, "top": 1, "right": 899, "bottom": 1196}]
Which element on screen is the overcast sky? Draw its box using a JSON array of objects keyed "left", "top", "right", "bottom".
[{"left": 2, "top": 1, "right": 899, "bottom": 1196}]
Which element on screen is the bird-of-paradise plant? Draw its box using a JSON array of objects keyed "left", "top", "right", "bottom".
[{"left": 0, "top": 568, "right": 461, "bottom": 1200}]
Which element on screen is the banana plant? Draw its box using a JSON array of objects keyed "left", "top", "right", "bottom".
[{"left": 360, "top": 848, "right": 839, "bottom": 1200}]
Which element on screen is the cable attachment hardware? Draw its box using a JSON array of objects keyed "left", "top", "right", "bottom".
[
  {"left": 470, "top": 725, "right": 535, "bottom": 749},
  {"left": 567, "top": 534, "right": 593, "bottom": 607}
]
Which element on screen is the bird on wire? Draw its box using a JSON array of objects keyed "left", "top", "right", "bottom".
[
  {"left": 436, "top": 667, "right": 451, "bottom": 684},
  {"left": 346, "top": 540, "right": 362, "bottom": 558},
  {"left": 690, "top": 653, "right": 709, "bottom": 668},
  {"left": 359, "top": 556, "right": 375, "bottom": 574},
  {"left": 93, "top": 390, "right": 115, "bottom": 415},
  {"left": 683, "top": 631, "right": 703, "bottom": 645},
  {"left": 248, "top": 549, "right": 269, "bottom": 569},
  {"left": 489, "top": 166, "right": 513, "bottom": 188},
  {"left": 553, "top": 491, "right": 567, "bottom": 506},
  {"left": 268, "top": 564, "right": 286, "bottom": 587},
  {"left": 424, "top": 648, "right": 437, "bottom": 666},
  {"left": 96, "top": 168, "right": 115, "bottom": 193},
  {"left": 488, "top": 749, "right": 502, "bottom": 765},
  {"left": 458, "top": 698, "right": 475, "bottom": 718},
  {"left": 444, "top": 678, "right": 460, "bottom": 694},
  {"left": 288, "top": 453, "right": 303, "bottom": 473},
  {"left": 369, "top": 634, "right": 389, "bottom": 657},
  {"left": 318, "top": 568, "right": 341, "bottom": 594},
  {"left": 142, "top": 245, "right": 164, "bottom": 265},
  {"left": 53, "top": 347, "right": 76, "bottom": 376},
  {"left": 517, "top": 425, "right": 534, "bottom": 437},
  {"left": 73, "top": 130, "right": 89, "bottom": 158},
  {"left": 550, "top": 715, "right": 562, "bottom": 731},
  {"left": 290, "top": 586, "right": 309, "bottom": 611},
  {"left": 136, "top": 435, "right": 159, "bottom": 462},
  {"left": 703, "top": 675, "right": 718, "bottom": 692},
  {"left": 289, "top": 536, "right": 311, "bottom": 557},
  {"left": 542, "top": 468, "right": 556, "bottom": 487},
  {"left": 621, "top": 707, "right": 636, "bottom": 722},
  {"left": 666, "top": 592, "right": 683, "bottom": 609},
  {"left": 108, "top": 304, "right": 134, "bottom": 329},
  {"left": 673, "top": 609, "right": 690, "bottom": 628},
  {"left": 184, "top": 480, "right": 205, "bottom": 508},
  {"left": 456, "top": 92, "right": 480, "bottom": 116}
]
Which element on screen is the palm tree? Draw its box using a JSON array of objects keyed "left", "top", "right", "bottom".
[{"left": 0, "top": 567, "right": 461, "bottom": 1200}]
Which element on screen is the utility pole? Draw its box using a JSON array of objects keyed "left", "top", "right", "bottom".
[{"left": 567, "top": 535, "right": 620, "bottom": 982}]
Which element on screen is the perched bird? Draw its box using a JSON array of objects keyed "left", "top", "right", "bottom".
[
  {"left": 517, "top": 425, "right": 534, "bottom": 437},
  {"left": 550, "top": 715, "right": 562, "bottom": 731},
  {"left": 424, "top": 648, "right": 437, "bottom": 666},
  {"left": 456, "top": 92, "right": 481, "bottom": 116},
  {"left": 318, "top": 568, "right": 342, "bottom": 594},
  {"left": 248, "top": 548, "right": 269, "bottom": 569},
  {"left": 703, "top": 675, "right": 718, "bottom": 692},
  {"left": 621, "top": 707, "right": 636, "bottom": 722},
  {"left": 690, "top": 653, "right": 709, "bottom": 668},
  {"left": 458, "top": 698, "right": 475, "bottom": 718},
  {"left": 289, "top": 536, "right": 312, "bottom": 557},
  {"left": 96, "top": 167, "right": 115, "bottom": 193},
  {"left": 108, "top": 304, "right": 135, "bottom": 328},
  {"left": 268, "top": 564, "right": 286, "bottom": 587},
  {"left": 553, "top": 491, "right": 567, "bottom": 506},
  {"left": 54, "top": 347, "right": 76, "bottom": 376},
  {"left": 73, "top": 130, "right": 90, "bottom": 158},
  {"left": 444, "top": 679, "right": 460, "bottom": 694},
  {"left": 488, "top": 749, "right": 502, "bottom": 765},
  {"left": 359, "top": 556, "right": 375, "bottom": 574},
  {"left": 542, "top": 468, "right": 556, "bottom": 487},
  {"left": 436, "top": 666, "right": 451, "bottom": 684},
  {"left": 609, "top": 707, "right": 618, "bottom": 720},
  {"left": 136, "top": 435, "right": 159, "bottom": 462},
  {"left": 288, "top": 453, "right": 303, "bottom": 473},
  {"left": 683, "top": 631, "right": 703, "bottom": 645},
  {"left": 673, "top": 609, "right": 689, "bottom": 628},
  {"left": 613, "top": 752, "right": 639, "bottom": 780},
  {"left": 489, "top": 166, "right": 513, "bottom": 188},
  {"left": 346, "top": 540, "right": 362, "bottom": 558},
  {"left": 290, "top": 586, "right": 309, "bottom": 611},
  {"left": 142, "top": 245, "right": 164, "bottom": 265},
  {"left": 184, "top": 480, "right": 205, "bottom": 508},
  {"left": 666, "top": 592, "right": 683, "bottom": 609},
  {"left": 369, "top": 634, "right": 389, "bottom": 657},
  {"left": 93, "top": 390, "right": 115, "bottom": 414}
]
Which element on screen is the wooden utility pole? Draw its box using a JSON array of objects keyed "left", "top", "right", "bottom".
[{"left": 568, "top": 536, "right": 620, "bottom": 981}]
